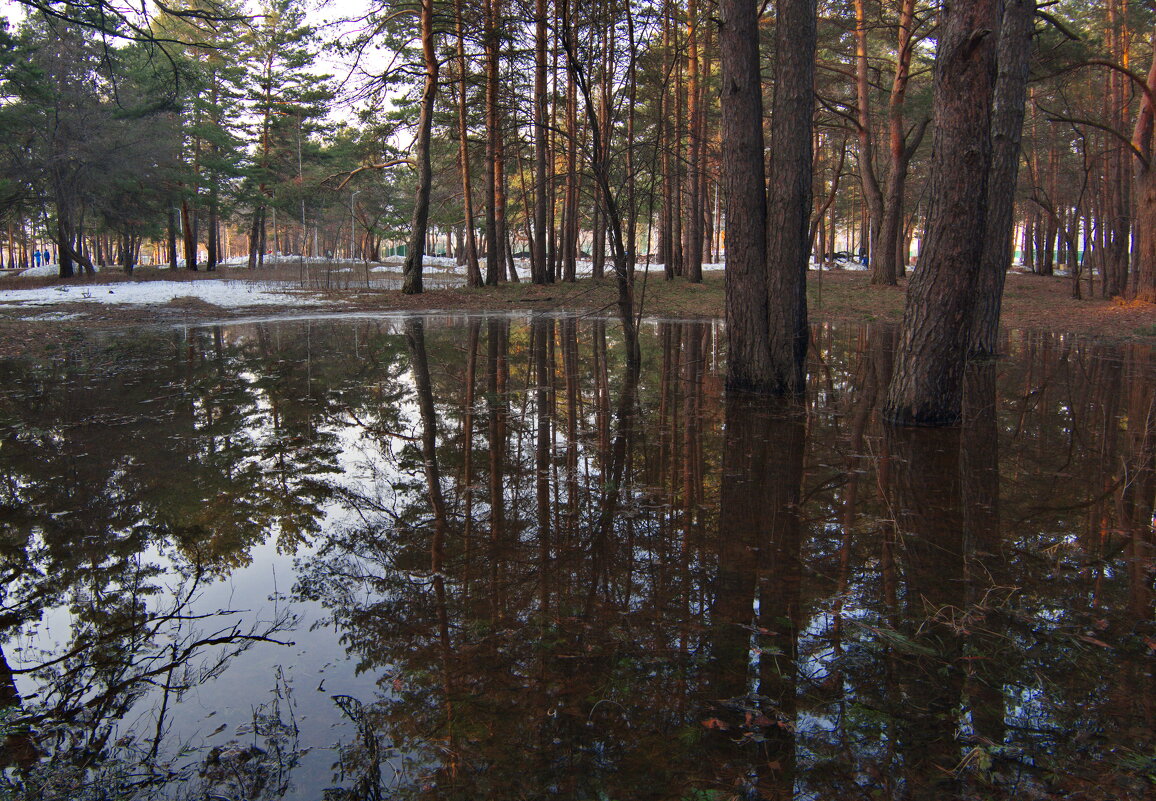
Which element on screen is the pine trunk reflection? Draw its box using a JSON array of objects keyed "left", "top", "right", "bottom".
[{"left": 0, "top": 318, "right": 1151, "bottom": 799}]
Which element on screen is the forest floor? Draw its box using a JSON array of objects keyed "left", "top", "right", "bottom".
[{"left": 0, "top": 262, "right": 1154, "bottom": 358}]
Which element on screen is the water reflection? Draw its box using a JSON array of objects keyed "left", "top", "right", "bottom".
[{"left": 0, "top": 317, "right": 1152, "bottom": 799}]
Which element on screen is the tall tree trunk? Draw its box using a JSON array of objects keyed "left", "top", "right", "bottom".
[
  {"left": 55, "top": 207, "right": 74, "bottom": 279},
  {"left": 969, "top": 0, "right": 1034, "bottom": 356},
  {"left": 484, "top": 0, "right": 502, "bottom": 285},
  {"left": 720, "top": 0, "right": 770, "bottom": 390},
  {"left": 455, "top": 0, "right": 483, "bottom": 287},
  {"left": 625, "top": 5, "right": 638, "bottom": 273},
  {"left": 1131, "top": 27, "right": 1156, "bottom": 302},
  {"left": 563, "top": 22, "right": 579, "bottom": 284},
  {"left": 765, "top": 0, "right": 816, "bottom": 396},
  {"left": 207, "top": 190, "right": 219, "bottom": 271},
  {"left": 495, "top": 95, "right": 512, "bottom": 282},
  {"left": 561, "top": 8, "right": 640, "bottom": 367},
  {"left": 854, "top": 0, "right": 885, "bottom": 277},
  {"left": 873, "top": 0, "right": 927, "bottom": 286},
  {"left": 248, "top": 206, "right": 265, "bottom": 269},
  {"left": 532, "top": 0, "right": 550, "bottom": 285},
  {"left": 884, "top": 0, "right": 1002, "bottom": 425},
  {"left": 403, "top": 0, "right": 439, "bottom": 295},
  {"left": 1104, "top": 0, "right": 1132, "bottom": 297},
  {"left": 168, "top": 204, "right": 179, "bottom": 270},
  {"left": 685, "top": 0, "right": 704, "bottom": 283},
  {"left": 182, "top": 198, "right": 197, "bottom": 271}
]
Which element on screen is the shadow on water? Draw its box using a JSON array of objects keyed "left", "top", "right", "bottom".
[{"left": 0, "top": 316, "right": 1151, "bottom": 799}]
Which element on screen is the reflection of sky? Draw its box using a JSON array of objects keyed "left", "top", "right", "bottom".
[
  {"left": 2, "top": 328, "right": 420, "bottom": 798},
  {"left": 9, "top": 498, "right": 387, "bottom": 799},
  {"left": 2, "top": 317, "right": 1153, "bottom": 799}
]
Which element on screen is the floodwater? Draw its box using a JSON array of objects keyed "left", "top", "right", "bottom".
[{"left": 0, "top": 315, "right": 1151, "bottom": 800}]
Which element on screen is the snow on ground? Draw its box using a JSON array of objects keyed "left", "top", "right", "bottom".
[
  {"left": 0, "top": 280, "right": 333, "bottom": 309},
  {"left": 0, "top": 253, "right": 872, "bottom": 312},
  {"left": 9, "top": 264, "right": 65, "bottom": 278}
]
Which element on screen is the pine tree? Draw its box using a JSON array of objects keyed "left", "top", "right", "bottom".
[{"left": 240, "top": 0, "right": 334, "bottom": 269}]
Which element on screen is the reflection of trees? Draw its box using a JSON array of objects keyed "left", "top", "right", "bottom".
[
  {"left": 707, "top": 393, "right": 805, "bottom": 800},
  {"left": 0, "top": 562, "right": 295, "bottom": 798},
  {"left": 1, "top": 318, "right": 1152, "bottom": 798},
  {"left": 0, "top": 323, "right": 371, "bottom": 796},
  {"left": 287, "top": 320, "right": 1156, "bottom": 800}
]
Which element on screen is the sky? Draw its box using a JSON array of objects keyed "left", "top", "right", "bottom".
[{"left": 0, "top": 0, "right": 377, "bottom": 119}]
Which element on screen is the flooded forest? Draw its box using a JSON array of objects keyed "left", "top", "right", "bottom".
[
  {"left": 0, "top": 316, "right": 1152, "bottom": 799},
  {"left": 0, "top": 0, "right": 1154, "bottom": 798}
]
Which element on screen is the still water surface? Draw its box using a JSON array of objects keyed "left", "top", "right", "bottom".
[{"left": 0, "top": 314, "right": 1152, "bottom": 800}]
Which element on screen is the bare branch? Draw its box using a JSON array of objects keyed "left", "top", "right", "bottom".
[
  {"left": 328, "top": 159, "right": 414, "bottom": 190},
  {"left": 1037, "top": 105, "right": 1148, "bottom": 168}
]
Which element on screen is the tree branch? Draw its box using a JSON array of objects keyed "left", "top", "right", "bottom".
[{"left": 329, "top": 160, "right": 414, "bottom": 190}]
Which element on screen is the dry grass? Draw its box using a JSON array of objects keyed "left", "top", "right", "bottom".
[{"left": 1, "top": 263, "right": 1155, "bottom": 360}]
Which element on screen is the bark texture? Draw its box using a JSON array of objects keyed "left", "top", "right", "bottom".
[
  {"left": 1132, "top": 28, "right": 1156, "bottom": 302},
  {"left": 884, "top": 0, "right": 1003, "bottom": 425},
  {"left": 719, "top": 0, "right": 770, "bottom": 391},
  {"left": 970, "top": 0, "right": 1035, "bottom": 355},
  {"left": 402, "top": 0, "right": 438, "bottom": 295},
  {"left": 765, "top": 0, "right": 816, "bottom": 396}
]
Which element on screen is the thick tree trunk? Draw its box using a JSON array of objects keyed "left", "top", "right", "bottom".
[
  {"left": 1136, "top": 169, "right": 1156, "bottom": 302},
  {"left": 884, "top": 0, "right": 1002, "bottom": 425},
  {"left": 403, "top": 0, "right": 438, "bottom": 295},
  {"left": 765, "top": 0, "right": 816, "bottom": 396},
  {"left": 969, "top": 0, "right": 1034, "bottom": 356},
  {"left": 248, "top": 206, "right": 265, "bottom": 269},
  {"left": 1104, "top": 4, "right": 1133, "bottom": 298},
  {"left": 1131, "top": 29, "right": 1156, "bottom": 302},
  {"left": 55, "top": 212, "right": 74, "bottom": 279},
  {"left": 719, "top": 0, "right": 770, "bottom": 390}
]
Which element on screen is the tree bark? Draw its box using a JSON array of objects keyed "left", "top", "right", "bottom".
[
  {"left": 560, "top": 6, "right": 640, "bottom": 367},
  {"left": 685, "top": 0, "right": 704, "bottom": 283},
  {"left": 532, "top": 0, "right": 550, "bottom": 285},
  {"left": 765, "top": 0, "right": 816, "bottom": 396},
  {"left": 1131, "top": 27, "right": 1156, "bottom": 302},
  {"left": 854, "top": 0, "right": 885, "bottom": 278},
  {"left": 884, "top": 0, "right": 1002, "bottom": 425},
  {"left": 168, "top": 205, "right": 179, "bottom": 270},
  {"left": 719, "top": 0, "right": 770, "bottom": 390},
  {"left": 182, "top": 198, "right": 197, "bottom": 272},
  {"left": 455, "top": 0, "right": 483, "bottom": 288},
  {"left": 403, "top": 0, "right": 439, "bottom": 295},
  {"left": 969, "top": 0, "right": 1035, "bottom": 356},
  {"left": 484, "top": 0, "right": 502, "bottom": 286},
  {"left": 873, "top": 0, "right": 927, "bottom": 286}
]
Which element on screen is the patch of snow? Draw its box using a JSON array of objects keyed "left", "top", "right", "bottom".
[
  {"left": 24, "top": 311, "right": 85, "bottom": 321},
  {"left": 2, "top": 263, "right": 93, "bottom": 279},
  {"left": 0, "top": 280, "right": 335, "bottom": 309}
]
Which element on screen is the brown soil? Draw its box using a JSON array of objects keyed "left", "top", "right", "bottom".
[{"left": 1, "top": 263, "right": 1154, "bottom": 359}]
